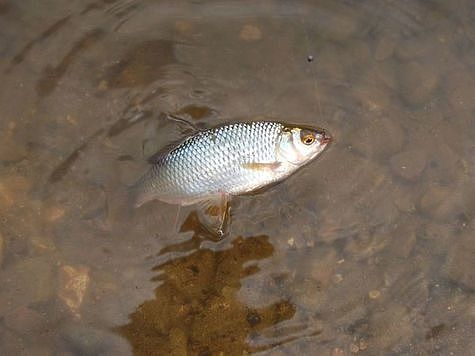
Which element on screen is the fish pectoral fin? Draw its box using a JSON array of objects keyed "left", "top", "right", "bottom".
[
  {"left": 197, "top": 194, "right": 231, "bottom": 237},
  {"left": 241, "top": 162, "right": 281, "bottom": 171}
]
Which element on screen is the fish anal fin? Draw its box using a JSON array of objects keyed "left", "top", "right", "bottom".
[{"left": 241, "top": 162, "right": 281, "bottom": 171}]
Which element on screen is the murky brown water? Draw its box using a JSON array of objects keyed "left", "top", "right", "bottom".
[{"left": 1, "top": 0, "right": 475, "bottom": 354}]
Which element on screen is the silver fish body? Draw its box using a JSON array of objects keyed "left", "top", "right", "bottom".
[{"left": 134, "top": 121, "right": 331, "bottom": 207}]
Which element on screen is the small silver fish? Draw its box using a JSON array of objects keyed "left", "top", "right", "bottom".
[{"left": 133, "top": 121, "right": 331, "bottom": 212}]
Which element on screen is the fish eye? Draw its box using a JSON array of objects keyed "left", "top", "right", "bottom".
[{"left": 301, "top": 133, "right": 315, "bottom": 145}]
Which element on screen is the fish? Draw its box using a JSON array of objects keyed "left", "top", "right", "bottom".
[{"left": 132, "top": 120, "right": 331, "bottom": 233}]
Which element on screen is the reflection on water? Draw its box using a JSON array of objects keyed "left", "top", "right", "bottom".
[
  {"left": 0, "top": 0, "right": 475, "bottom": 355},
  {"left": 118, "top": 212, "right": 302, "bottom": 355}
]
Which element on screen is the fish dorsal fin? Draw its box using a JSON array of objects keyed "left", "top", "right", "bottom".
[
  {"left": 166, "top": 113, "right": 202, "bottom": 135},
  {"left": 241, "top": 162, "right": 281, "bottom": 171}
]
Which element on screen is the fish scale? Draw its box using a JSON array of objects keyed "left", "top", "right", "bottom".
[{"left": 133, "top": 120, "right": 330, "bottom": 208}]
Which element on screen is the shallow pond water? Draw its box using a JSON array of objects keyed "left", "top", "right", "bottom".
[{"left": 1, "top": 0, "right": 475, "bottom": 355}]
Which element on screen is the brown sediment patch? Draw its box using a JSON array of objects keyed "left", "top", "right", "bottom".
[
  {"left": 176, "top": 105, "right": 213, "bottom": 120},
  {"left": 117, "top": 212, "right": 299, "bottom": 354},
  {"left": 0, "top": 0, "right": 10, "bottom": 15}
]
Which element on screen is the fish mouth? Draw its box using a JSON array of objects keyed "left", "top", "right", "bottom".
[{"left": 321, "top": 134, "right": 332, "bottom": 145}]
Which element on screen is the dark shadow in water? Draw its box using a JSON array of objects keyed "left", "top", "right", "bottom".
[
  {"left": 36, "top": 29, "right": 104, "bottom": 97},
  {"left": 81, "top": 0, "right": 138, "bottom": 18},
  {"left": 48, "top": 128, "right": 104, "bottom": 184},
  {"left": 8, "top": 15, "right": 71, "bottom": 68},
  {"left": 81, "top": 0, "right": 119, "bottom": 15},
  {"left": 101, "top": 39, "right": 177, "bottom": 89},
  {"left": 117, "top": 211, "right": 298, "bottom": 355}
]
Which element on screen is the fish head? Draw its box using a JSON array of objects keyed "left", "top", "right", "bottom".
[{"left": 276, "top": 125, "right": 331, "bottom": 165}]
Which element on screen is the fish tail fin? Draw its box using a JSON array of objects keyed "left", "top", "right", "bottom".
[
  {"left": 128, "top": 185, "right": 149, "bottom": 208},
  {"left": 127, "top": 171, "right": 157, "bottom": 208}
]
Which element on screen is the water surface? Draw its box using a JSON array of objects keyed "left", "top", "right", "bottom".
[{"left": 0, "top": 0, "right": 474, "bottom": 354}]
